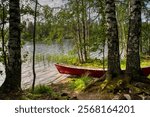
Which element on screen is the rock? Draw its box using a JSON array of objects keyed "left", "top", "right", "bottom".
[
  {"left": 112, "top": 93, "right": 143, "bottom": 100},
  {"left": 112, "top": 95, "right": 120, "bottom": 100},
  {"left": 138, "top": 95, "right": 145, "bottom": 100},
  {"left": 145, "top": 96, "right": 150, "bottom": 100},
  {"left": 123, "top": 94, "right": 131, "bottom": 100}
]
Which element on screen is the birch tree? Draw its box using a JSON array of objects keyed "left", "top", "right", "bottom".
[
  {"left": 1, "top": 0, "right": 21, "bottom": 92},
  {"left": 105, "top": 0, "right": 121, "bottom": 77}
]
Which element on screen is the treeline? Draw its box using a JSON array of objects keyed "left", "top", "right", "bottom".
[
  {"left": 23, "top": 0, "right": 150, "bottom": 58},
  {"left": 1, "top": 0, "right": 149, "bottom": 61}
]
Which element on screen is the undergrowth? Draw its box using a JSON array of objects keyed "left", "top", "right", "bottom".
[
  {"left": 32, "top": 85, "right": 53, "bottom": 94},
  {"left": 77, "top": 58, "right": 150, "bottom": 69},
  {"left": 68, "top": 76, "right": 93, "bottom": 92},
  {"left": 35, "top": 54, "right": 78, "bottom": 65},
  {"left": 34, "top": 54, "right": 150, "bottom": 70}
]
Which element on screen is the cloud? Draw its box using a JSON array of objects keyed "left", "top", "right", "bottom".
[{"left": 39, "top": 0, "right": 66, "bottom": 7}]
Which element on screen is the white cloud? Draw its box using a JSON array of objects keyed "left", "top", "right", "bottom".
[{"left": 39, "top": 0, "right": 67, "bottom": 7}]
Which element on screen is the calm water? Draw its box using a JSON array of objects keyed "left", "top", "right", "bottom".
[
  {"left": 22, "top": 39, "right": 107, "bottom": 59},
  {"left": 22, "top": 39, "right": 73, "bottom": 55}
]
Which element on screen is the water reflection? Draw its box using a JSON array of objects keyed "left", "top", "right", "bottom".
[{"left": 22, "top": 39, "right": 73, "bottom": 55}]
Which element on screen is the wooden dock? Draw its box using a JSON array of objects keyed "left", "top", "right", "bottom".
[{"left": 0, "top": 63, "right": 69, "bottom": 89}]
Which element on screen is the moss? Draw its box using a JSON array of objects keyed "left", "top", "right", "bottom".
[
  {"left": 100, "top": 79, "right": 109, "bottom": 90},
  {"left": 98, "top": 75, "right": 132, "bottom": 94},
  {"left": 127, "top": 84, "right": 142, "bottom": 94}
]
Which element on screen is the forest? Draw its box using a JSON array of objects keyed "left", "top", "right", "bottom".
[{"left": 0, "top": 0, "right": 150, "bottom": 100}]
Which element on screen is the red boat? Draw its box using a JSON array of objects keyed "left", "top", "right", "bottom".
[{"left": 55, "top": 64, "right": 150, "bottom": 78}]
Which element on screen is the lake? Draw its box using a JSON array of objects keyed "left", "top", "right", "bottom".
[{"left": 22, "top": 39, "right": 107, "bottom": 59}]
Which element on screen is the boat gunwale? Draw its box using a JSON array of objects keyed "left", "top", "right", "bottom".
[{"left": 55, "top": 64, "right": 150, "bottom": 70}]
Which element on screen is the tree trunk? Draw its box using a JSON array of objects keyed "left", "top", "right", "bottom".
[
  {"left": 1, "top": 1, "right": 7, "bottom": 75},
  {"left": 1, "top": 0, "right": 21, "bottom": 92},
  {"left": 100, "top": 0, "right": 106, "bottom": 70},
  {"left": 32, "top": 0, "right": 38, "bottom": 91},
  {"left": 116, "top": 3, "right": 128, "bottom": 58},
  {"left": 126, "top": 0, "right": 141, "bottom": 78},
  {"left": 87, "top": 4, "right": 90, "bottom": 58},
  {"left": 105, "top": 0, "right": 121, "bottom": 77},
  {"left": 81, "top": 0, "right": 87, "bottom": 62},
  {"left": 75, "top": 0, "right": 84, "bottom": 63}
]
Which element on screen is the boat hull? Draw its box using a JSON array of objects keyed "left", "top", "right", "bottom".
[
  {"left": 141, "top": 67, "right": 150, "bottom": 77},
  {"left": 55, "top": 64, "right": 106, "bottom": 77},
  {"left": 55, "top": 64, "right": 150, "bottom": 78}
]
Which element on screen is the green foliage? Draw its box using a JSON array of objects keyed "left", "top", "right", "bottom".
[
  {"left": 141, "top": 22, "right": 150, "bottom": 55},
  {"left": 32, "top": 85, "right": 53, "bottom": 94},
  {"left": 148, "top": 75, "right": 150, "bottom": 79},
  {"left": 141, "top": 59, "right": 150, "bottom": 67},
  {"left": 36, "top": 54, "right": 79, "bottom": 65},
  {"left": 68, "top": 76, "right": 92, "bottom": 92},
  {"left": 74, "top": 57, "right": 150, "bottom": 69},
  {"left": 18, "top": 85, "right": 59, "bottom": 100},
  {"left": 34, "top": 53, "right": 150, "bottom": 70},
  {"left": 77, "top": 58, "right": 107, "bottom": 68},
  {"left": 49, "top": 55, "right": 78, "bottom": 64}
]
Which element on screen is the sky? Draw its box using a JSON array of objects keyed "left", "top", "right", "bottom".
[
  {"left": 21, "top": 0, "right": 67, "bottom": 22},
  {"left": 38, "top": 0, "right": 67, "bottom": 7}
]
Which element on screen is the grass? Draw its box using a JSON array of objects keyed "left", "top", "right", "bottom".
[
  {"left": 35, "top": 54, "right": 78, "bottom": 65},
  {"left": 35, "top": 53, "right": 150, "bottom": 69},
  {"left": 68, "top": 76, "right": 93, "bottom": 92},
  {"left": 76, "top": 57, "right": 150, "bottom": 69},
  {"left": 24, "top": 85, "right": 64, "bottom": 100},
  {"left": 32, "top": 85, "right": 53, "bottom": 94},
  {"left": 0, "top": 85, "right": 62, "bottom": 100},
  {"left": 76, "top": 59, "right": 107, "bottom": 68}
]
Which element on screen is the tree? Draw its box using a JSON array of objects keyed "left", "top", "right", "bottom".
[
  {"left": 75, "top": 0, "right": 84, "bottom": 63},
  {"left": 116, "top": 1, "right": 128, "bottom": 57},
  {"left": 81, "top": 0, "right": 88, "bottom": 62},
  {"left": 105, "top": 0, "right": 121, "bottom": 77},
  {"left": 97, "top": 0, "right": 106, "bottom": 70},
  {"left": 32, "top": 0, "right": 38, "bottom": 91},
  {"left": 142, "top": 22, "right": 150, "bottom": 55},
  {"left": 1, "top": 0, "right": 8, "bottom": 76},
  {"left": 141, "top": 1, "right": 150, "bottom": 55},
  {"left": 126, "top": 0, "right": 141, "bottom": 78},
  {"left": 1, "top": 0, "right": 21, "bottom": 92},
  {"left": 67, "top": 0, "right": 91, "bottom": 63}
]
